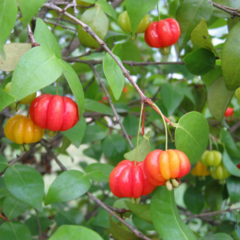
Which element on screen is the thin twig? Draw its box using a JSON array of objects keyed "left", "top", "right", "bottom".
[
  {"left": 90, "top": 65, "right": 134, "bottom": 149},
  {"left": 35, "top": 209, "right": 43, "bottom": 240},
  {"left": 40, "top": 140, "right": 67, "bottom": 172},
  {"left": 87, "top": 192, "right": 152, "bottom": 240},
  {"left": 44, "top": 20, "right": 77, "bottom": 32},
  {"left": 210, "top": 1, "right": 240, "bottom": 18},
  {"left": 27, "top": 24, "right": 40, "bottom": 47}
]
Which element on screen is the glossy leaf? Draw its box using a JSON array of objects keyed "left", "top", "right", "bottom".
[
  {"left": 85, "top": 163, "right": 114, "bottom": 182},
  {"left": 0, "top": 88, "right": 15, "bottom": 112},
  {"left": 0, "top": 178, "right": 10, "bottom": 199},
  {"left": 191, "top": 18, "right": 218, "bottom": 56},
  {"left": 202, "top": 233, "right": 233, "bottom": 240},
  {"left": 151, "top": 186, "right": 197, "bottom": 240},
  {"left": 0, "top": 222, "right": 31, "bottom": 240},
  {"left": 220, "top": 128, "right": 240, "bottom": 158},
  {"left": 175, "top": 112, "right": 209, "bottom": 164},
  {"left": 10, "top": 46, "right": 62, "bottom": 101},
  {"left": 34, "top": 18, "right": 62, "bottom": 58},
  {"left": 222, "top": 149, "right": 240, "bottom": 177},
  {"left": 96, "top": 0, "right": 116, "bottom": 19},
  {"left": 25, "top": 216, "right": 52, "bottom": 236},
  {"left": 101, "top": 134, "right": 127, "bottom": 162},
  {"left": 49, "top": 225, "right": 103, "bottom": 240},
  {"left": 125, "top": 201, "right": 152, "bottom": 224},
  {"left": 45, "top": 170, "right": 91, "bottom": 205},
  {"left": 201, "top": 66, "right": 222, "bottom": 87},
  {"left": 0, "top": 154, "right": 8, "bottom": 172},
  {"left": 176, "top": 0, "right": 212, "bottom": 49},
  {"left": 183, "top": 187, "right": 204, "bottom": 214},
  {"left": 3, "top": 195, "right": 29, "bottom": 220},
  {"left": 82, "top": 125, "right": 108, "bottom": 143},
  {"left": 17, "top": 0, "right": 47, "bottom": 26},
  {"left": 0, "top": 43, "right": 31, "bottom": 71},
  {"left": 226, "top": 176, "right": 240, "bottom": 203},
  {"left": 161, "top": 83, "right": 184, "bottom": 116},
  {"left": 222, "top": 22, "right": 240, "bottom": 90},
  {"left": 84, "top": 99, "right": 114, "bottom": 116},
  {"left": 103, "top": 53, "right": 125, "bottom": 100},
  {"left": 83, "top": 143, "right": 102, "bottom": 161},
  {"left": 124, "top": 132, "right": 151, "bottom": 162},
  {"left": 126, "top": 0, "right": 159, "bottom": 35},
  {"left": 208, "top": 76, "right": 234, "bottom": 121},
  {"left": 62, "top": 118, "right": 86, "bottom": 148},
  {"left": 183, "top": 48, "right": 216, "bottom": 75},
  {"left": 93, "top": 210, "right": 110, "bottom": 228},
  {"left": 205, "top": 181, "right": 223, "bottom": 211},
  {"left": 60, "top": 60, "right": 84, "bottom": 116},
  {"left": 4, "top": 165, "right": 44, "bottom": 211},
  {"left": 0, "top": 0, "right": 18, "bottom": 58}
]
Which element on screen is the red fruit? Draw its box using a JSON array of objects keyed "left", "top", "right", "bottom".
[
  {"left": 224, "top": 107, "right": 234, "bottom": 117},
  {"left": 143, "top": 149, "right": 191, "bottom": 186},
  {"left": 109, "top": 160, "right": 156, "bottom": 199},
  {"left": 122, "top": 86, "right": 128, "bottom": 93},
  {"left": 29, "top": 94, "right": 79, "bottom": 131},
  {"left": 237, "top": 163, "right": 240, "bottom": 169},
  {"left": 145, "top": 18, "right": 180, "bottom": 48}
]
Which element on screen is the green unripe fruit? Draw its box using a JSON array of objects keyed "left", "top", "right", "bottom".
[
  {"left": 211, "top": 164, "right": 231, "bottom": 181},
  {"left": 4, "top": 82, "right": 36, "bottom": 105},
  {"left": 235, "top": 87, "right": 240, "bottom": 100},
  {"left": 200, "top": 150, "right": 222, "bottom": 168},
  {"left": 78, "top": 7, "right": 109, "bottom": 49}
]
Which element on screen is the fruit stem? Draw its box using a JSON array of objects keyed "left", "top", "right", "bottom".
[
  {"left": 135, "top": 103, "right": 144, "bottom": 166},
  {"left": 166, "top": 180, "right": 173, "bottom": 191},
  {"left": 152, "top": 103, "right": 168, "bottom": 151}
]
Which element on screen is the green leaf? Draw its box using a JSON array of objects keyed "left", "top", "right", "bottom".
[
  {"left": 82, "top": 125, "right": 108, "bottom": 143},
  {"left": 0, "top": 178, "right": 10, "bottom": 199},
  {"left": 3, "top": 195, "right": 29, "bottom": 220},
  {"left": 60, "top": 60, "right": 85, "bottom": 117},
  {"left": 222, "top": 150, "right": 240, "bottom": 177},
  {"left": 202, "top": 233, "right": 233, "bottom": 240},
  {"left": 201, "top": 66, "right": 222, "bottom": 87},
  {"left": 10, "top": 46, "right": 62, "bottom": 101},
  {"left": 220, "top": 129, "right": 240, "bottom": 158},
  {"left": 123, "top": 115, "right": 139, "bottom": 137},
  {"left": 45, "top": 170, "right": 91, "bottom": 205},
  {"left": 183, "top": 48, "right": 216, "bottom": 75},
  {"left": 126, "top": 0, "right": 158, "bottom": 35},
  {"left": 4, "top": 165, "right": 44, "bottom": 211},
  {"left": 0, "top": 75, "right": 12, "bottom": 89},
  {"left": 124, "top": 132, "right": 151, "bottom": 162},
  {"left": 0, "top": 88, "right": 15, "bottom": 112},
  {"left": 25, "top": 216, "right": 52, "bottom": 236},
  {"left": 84, "top": 99, "right": 114, "bottom": 116},
  {"left": 0, "top": 222, "right": 31, "bottom": 240},
  {"left": 101, "top": 134, "right": 127, "bottom": 163},
  {"left": 212, "top": 0, "right": 240, "bottom": 18},
  {"left": 222, "top": 22, "right": 240, "bottom": 90},
  {"left": 103, "top": 53, "right": 125, "bottom": 100},
  {"left": 85, "top": 163, "right": 114, "bottom": 182},
  {"left": 34, "top": 18, "right": 62, "bottom": 59},
  {"left": 0, "top": 154, "right": 8, "bottom": 172},
  {"left": 125, "top": 201, "right": 152, "bottom": 224},
  {"left": 0, "top": 43, "right": 31, "bottom": 71},
  {"left": 175, "top": 112, "right": 209, "bottom": 164},
  {"left": 183, "top": 187, "right": 204, "bottom": 214},
  {"left": 161, "top": 83, "right": 185, "bottom": 116},
  {"left": 205, "top": 180, "right": 223, "bottom": 211},
  {"left": 226, "top": 176, "right": 240, "bottom": 203},
  {"left": 96, "top": 0, "right": 116, "bottom": 19},
  {"left": 83, "top": 143, "right": 102, "bottom": 161},
  {"left": 176, "top": 0, "right": 212, "bottom": 49},
  {"left": 0, "top": 0, "right": 18, "bottom": 58},
  {"left": 93, "top": 210, "right": 110, "bottom": 228},
  {"left": 17, "top": 0, "right": 47, "bottom": 26},
  {"left": 191, "top": 18, "right": 219, "bottom": 57},
  {"left": 49, "top": 225, "right": 103, "bottom": 240},
  {"left": 151, "top": 186, "right": 197, "bottom": 240},
  {"left": 208, "top": 76, "right": 234, "bottom": 121},
  {"left": 61, "top": 118, "right": 86, "bottom": 148}
]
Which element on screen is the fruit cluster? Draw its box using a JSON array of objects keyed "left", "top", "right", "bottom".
[
  {"left": 197, "top": 150, "right": 231, "bottom": 183},
  {"left": 4, "top": 84, "right": 79, "bottom": 146},
  {"left": 109, "top": 149, "right": 191, "bottom": 201}
]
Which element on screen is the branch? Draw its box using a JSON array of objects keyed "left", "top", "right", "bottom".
[
  {"left": 211, "top": 1, "right": 240, "bottom": 18},
  {"left": 27, "top": 24, "right": 40, "bottom": 47},
  {"left": 40, "top": 140, "right": 67, "bottom": 172},
  {"left": 90, "top": 65, "right": 134, "bottom": 149},
  {"left": 87, "top": 192, "right": 152, "bottom": 240},
  {"left": 35, "top": 209, "right": 43, "bottom": 240}
]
